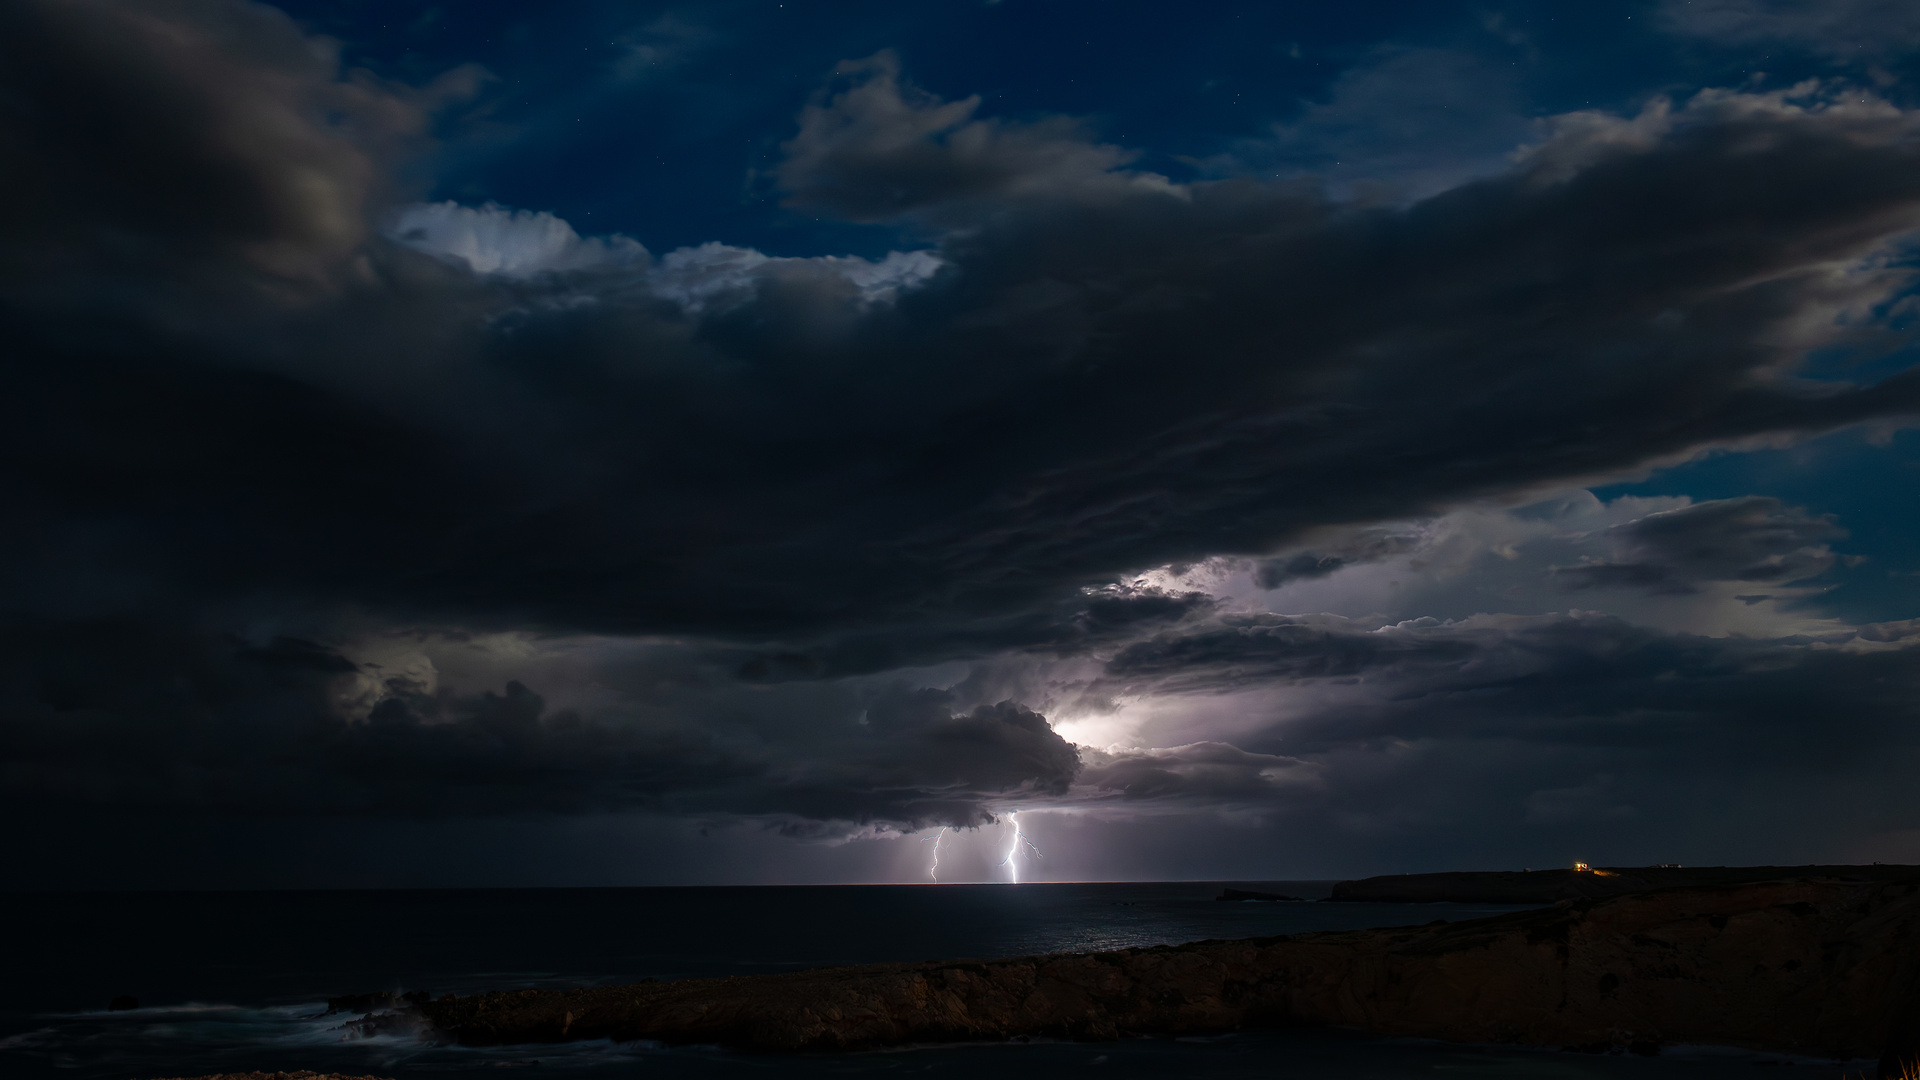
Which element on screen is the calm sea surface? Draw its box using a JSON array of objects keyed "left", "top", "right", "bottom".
[{"left": 0, "top": 883, "right": 1866, "bottom": 1079}]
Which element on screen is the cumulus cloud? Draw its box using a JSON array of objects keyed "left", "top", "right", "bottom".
[{"left": 390, "top": 202, "right": 648, "bottom": 277}]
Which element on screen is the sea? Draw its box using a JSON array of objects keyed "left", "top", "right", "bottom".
[{"left": 0, "top": 882, "right": 1869, "bottom": 1080}]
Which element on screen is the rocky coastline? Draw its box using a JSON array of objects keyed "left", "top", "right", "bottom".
[
  {"left": 370, "top": 874, "right": 1920, "bottom": 1073},
  {"left": 1329, "top": 862, "right": 1920, "bottom": 904}
]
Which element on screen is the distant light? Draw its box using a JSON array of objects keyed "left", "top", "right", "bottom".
[{"left": 1572, "top": 861, "right": 1590, "bottom": 872}]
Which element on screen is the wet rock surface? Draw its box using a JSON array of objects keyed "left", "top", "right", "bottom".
[{"left": 407, "top": 876, "right": 1920, "bottom": 1065}]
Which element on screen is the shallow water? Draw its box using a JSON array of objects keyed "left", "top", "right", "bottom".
[{"left": 0, "top": 883, "right": 1868, "bottom": 1079}]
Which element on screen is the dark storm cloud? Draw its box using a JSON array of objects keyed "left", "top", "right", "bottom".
[
  {"left": 1098, "top": 609, "right": 1913, "bottom": 760},
  {"left": 10, "top": 25, "right": 1920, "bottom": 649},
  {"left": 848, "top": 688, "right": 1080, "bottom": 799},
  {"left": 1079, "top": 742, "right": 1314, "bottom": 802},
  {"left": 0, "top": 0, "right": 478, "bottom": 300},
  {"left": 727, "top": 585, "right": 1214, "bottom": 683},
  {"left": 1554, "top": 496, "right": 1845, "bottom": 594},
  {"left": 1104, "top": 613, "right": 1478, "bottom": 690},
  {"left": 0, "top": 619, "right": 1075, "bottom": 828},
  {"left": 8, "top": 3, "right": 1920, "bottom": 831},
  {"left": 1253, "top": 528, "right": 1426, "bottom": 589},
  {"left": 0, "top": 619, "right": 739, "bottom": 816},
  {"left": 1083, "top": 610, "right": 1920, "bottom": 839}
]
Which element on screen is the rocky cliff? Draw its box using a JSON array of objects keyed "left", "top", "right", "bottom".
[{"left": 412, "top": 875, "right": 1920, "bottom": 1068}]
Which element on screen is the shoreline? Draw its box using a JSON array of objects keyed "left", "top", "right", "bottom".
[{"left": 350, "top": 874, "right": 1920, "bottom": 1073}]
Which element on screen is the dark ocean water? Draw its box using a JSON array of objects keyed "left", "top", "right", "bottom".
[{"left": 0, "top": 883, "right": 1867, "bottom": 1080}]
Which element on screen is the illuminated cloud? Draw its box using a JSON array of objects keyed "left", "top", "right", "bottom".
[{"left": 390, "top": 202, "right": 649, "bottom": 277}]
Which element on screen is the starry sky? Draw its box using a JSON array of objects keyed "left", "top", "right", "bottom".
[{"left": 6, "top": 0, "right": 1920, "bottom": 888}]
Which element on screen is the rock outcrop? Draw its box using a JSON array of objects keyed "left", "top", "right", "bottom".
[
  {"left": 1329, "top": 863, "right": 1919, "bottom": 904},
  {"left": 411, "top": 875, "right": 1920, "bottom": 1068}
]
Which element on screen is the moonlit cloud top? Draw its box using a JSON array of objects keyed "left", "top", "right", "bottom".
[
  {"left": 389, "top": 201, "right": 943, "bottom": 309},
  {"left": 390, "top": 201, "right": 649, "bottom": 277},
  {"left": 649, "top": 242, "right": 943, "bottom": 310}
]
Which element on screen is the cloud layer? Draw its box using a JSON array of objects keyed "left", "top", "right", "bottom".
[{"left": 3, "top": 0, "right": 1920, "bottom": 878}]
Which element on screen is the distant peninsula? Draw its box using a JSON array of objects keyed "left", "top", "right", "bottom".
[
  {"left": 368, "top": 868, "right": 1920, "bottom": 1075},
  {"left": 1328, "top": 862, "right": 1920, "bottom": 903}
]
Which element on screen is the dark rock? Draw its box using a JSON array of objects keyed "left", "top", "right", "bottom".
[
  {"left": 1215, "top": 888, "right": 1304, "bottom": 902},
  {"left": 107, "top": 994, "right": 139, "bottom": 1011},
  {"left": 340, "top": 1010, "right": 432, "bottom": 1041},
  {"left": 417, "top": 875, "right": 1920, "bottom": 1060}
]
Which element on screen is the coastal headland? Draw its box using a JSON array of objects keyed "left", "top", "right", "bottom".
[
  {"left": 1329, "top": 863, "right": 1920, "bottom": 904},
  {"left": 380, "top": 871, "right": 1920, "bottom": 1071}
]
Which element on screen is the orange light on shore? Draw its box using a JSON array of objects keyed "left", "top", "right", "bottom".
[{"left": 1572, "top": 862, "right": 1590, "bottom": 871}]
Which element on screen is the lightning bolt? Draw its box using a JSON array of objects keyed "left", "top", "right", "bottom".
[
  {"left": 923, "top": 826, "right": 948, "bottom": 883},
  {"left": 996, "top": 812, "right": 1043, "bottom": 884}
]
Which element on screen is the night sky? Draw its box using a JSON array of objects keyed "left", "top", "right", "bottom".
[{"left": 6, "top": 0, "right": 1920, "bottom": 888}]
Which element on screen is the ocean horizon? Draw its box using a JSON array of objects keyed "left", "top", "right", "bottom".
[{"left": 0, "top": 882, "right": 1872, "bottom": 1079}]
